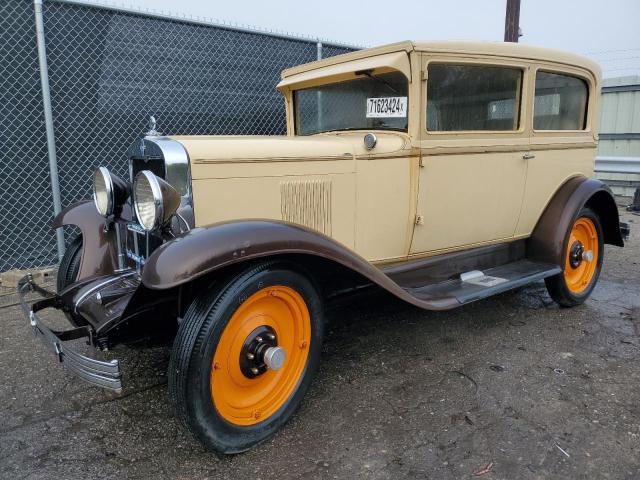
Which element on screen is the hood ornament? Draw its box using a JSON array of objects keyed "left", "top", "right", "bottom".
[{"left": 145, "top": 115, "right": 160, "bottom": 136}]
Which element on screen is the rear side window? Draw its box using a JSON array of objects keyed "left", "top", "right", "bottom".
[
  {"left": 533, "top": 71, "right": 588, "bottom": 130},
  {"left": 427, "top": 64, "right": 522, "bottom": 131}
]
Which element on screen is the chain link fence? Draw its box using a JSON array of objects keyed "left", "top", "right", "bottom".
[
  {"left": 1, "top": 0, "right": 355, "bottom": 272},
  {"left": 1, "top": 0, "right": 55, "bottom": 271}
]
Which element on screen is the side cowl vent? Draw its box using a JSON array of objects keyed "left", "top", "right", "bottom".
[{"left": 280, "top": 179, "right": 332, "bottom": 236}]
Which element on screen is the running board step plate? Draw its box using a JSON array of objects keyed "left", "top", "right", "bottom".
[{"left": 402, "top": 260, "right": 561, "bottom": 306}]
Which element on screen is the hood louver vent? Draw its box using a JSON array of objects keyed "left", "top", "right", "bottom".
[{"left": 280, "top": 179, "right": 332, "bottom": 235}]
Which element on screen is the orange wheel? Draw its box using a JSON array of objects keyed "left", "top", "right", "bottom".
[
  {"left": 564, "top": 217, "right": 599, "bottom": 294},
  {"left": 211, "top": 286, "right": 311, "bottom": 425},
  {"left": 545, "top": 207, "right": 603, "bottom": 307},
  {"left": 168, "top": 262, "right": 324, "bottom": 453}
]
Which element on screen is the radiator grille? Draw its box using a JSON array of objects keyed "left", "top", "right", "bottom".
[
  {"left": 280, "top": 179, "right": 332, "bottom": 235},
  {"left": 130, "top": 157, "right": 165, "bottom": 182}
]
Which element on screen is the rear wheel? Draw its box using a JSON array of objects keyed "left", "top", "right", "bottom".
[
  {"left": 56, "top": 234, "right": 85, "bottom": 326},
  {"left": 545, "top": 207, "right": 603, "bottom": 307},
  {"left": 168, "top": 261, "right": 324, "bottom": 453}
]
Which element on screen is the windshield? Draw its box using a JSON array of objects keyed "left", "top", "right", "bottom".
[{"left": 294, "top": 71, "right": 409, "bottom": 135}]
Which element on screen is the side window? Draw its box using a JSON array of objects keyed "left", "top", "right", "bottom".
[
  {"left": 426, "top": 64, "right": 522, "bottom": 131},
  {"left": 533, "top": 71, "right": 588, "bottom": 130}
]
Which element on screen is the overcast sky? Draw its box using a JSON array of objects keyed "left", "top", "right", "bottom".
[{"left": 103, "top": 0, "right": 640, "bottom": 78}]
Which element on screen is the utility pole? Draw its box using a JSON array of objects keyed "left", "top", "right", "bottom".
[{"left": 504, "top": 0, "right": 521, "bottom": 43}]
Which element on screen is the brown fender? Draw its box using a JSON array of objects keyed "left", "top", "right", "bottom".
[
  {"left": 52, "top": 201, "right": 118, "bottom": 280},
  {"left": 527, "top": 176, "right": 624, "bottom": 266},
  {"left": 141, "top": 219, "right": 459, "bottom": 310}
]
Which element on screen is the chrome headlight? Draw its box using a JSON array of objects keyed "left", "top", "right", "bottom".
[
  {"left": 93, "top": 167, "right": 113, "bottom": 216},
  {"left": 133, "top": 170, "right": 180, "bottom": 231},
  {"left": 93, "top": 167, "right": 130, "bottom": 217}
]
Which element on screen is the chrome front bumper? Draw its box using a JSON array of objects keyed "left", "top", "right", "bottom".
[{"left": 17, "top": 274, "right": 122, "bottom": 393}]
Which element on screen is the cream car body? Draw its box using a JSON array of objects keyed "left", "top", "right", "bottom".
[{"left": 181, "top": 41, "right": 601, "bottom": 263}]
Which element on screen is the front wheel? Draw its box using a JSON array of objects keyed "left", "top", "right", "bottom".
[
  {"left": 545, "top": 207, "right": 603, "bottom": 307},
  {"left": 168, "top": 261, "right": 324, "bottom": 453}
]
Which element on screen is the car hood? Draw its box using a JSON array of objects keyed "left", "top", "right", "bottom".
[{"left": 170, "top": 133, "right": 408, "bottom": 166}]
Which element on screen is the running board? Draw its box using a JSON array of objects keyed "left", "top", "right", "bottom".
[{"left": 401, "top": 260, "right": 561, "bottom": 306}]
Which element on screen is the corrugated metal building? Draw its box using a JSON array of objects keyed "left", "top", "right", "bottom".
[{"left": 596, "top": 75, "right": 640, "bottom": 197}]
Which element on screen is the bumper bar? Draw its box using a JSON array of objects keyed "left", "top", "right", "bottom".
[{"left": 17, "top": 274, "right": 122, "bottom": 393}]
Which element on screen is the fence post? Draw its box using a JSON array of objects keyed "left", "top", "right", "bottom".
[
  {"left": 316, "top": 41, "right": 323, "bottom": 130},
  {"left": 33, "top": 0, "right": 65, "bottom": 260}
]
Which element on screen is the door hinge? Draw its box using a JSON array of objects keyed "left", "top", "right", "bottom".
[{"left": 415, "top": 214, "right": 424, "bottom": 225}]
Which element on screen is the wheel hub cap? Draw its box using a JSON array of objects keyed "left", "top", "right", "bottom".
[
  {"left": 240, "top": 326, "right": 286, "bottom": 378},
  {"left": 569, "top": 240, "right": 585, "bottom": 269}
]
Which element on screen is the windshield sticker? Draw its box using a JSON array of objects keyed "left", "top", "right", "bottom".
[{"left": 366, "top": 97, "right": 407, "bottom": 118}]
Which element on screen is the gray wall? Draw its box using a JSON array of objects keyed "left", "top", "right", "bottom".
[{"left": 596, "top": 75, "right": 640, "bottom": 196}]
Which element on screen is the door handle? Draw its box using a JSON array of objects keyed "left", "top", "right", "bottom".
[{"left": 522, "top": 153, "right": 535, "bottom": 160}]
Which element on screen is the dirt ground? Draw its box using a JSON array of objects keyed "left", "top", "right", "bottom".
[{"left": 1, "top": 207, "right": 639, "bottom": 480}]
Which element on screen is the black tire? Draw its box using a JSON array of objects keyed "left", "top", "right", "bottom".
[
  {"left": 56, "top": 234, "right": 86, "bottom": 326},
  {"left": 545, "top": 207, "right": 604, "bottom": 307},
  {"left": 168, "top": 261, "right": 324, "bottom": 453},
  {"left": 57, "top": 234, "right": 83, "bottom": 292}
]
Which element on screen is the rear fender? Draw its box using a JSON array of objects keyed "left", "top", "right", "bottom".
[
  {"left": 52, "top": 201, "right": 118, "bottom": 280},
  {"left": 527, "top": 176, "right": 623, "bottom": 265}
]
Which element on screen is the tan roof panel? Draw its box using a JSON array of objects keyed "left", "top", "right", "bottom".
[
  {"left": 413, "top": 41, "right": 600, "bottom": 74},
  {"left": 281, "top": 40, "right": 601, "bottom": 81}
]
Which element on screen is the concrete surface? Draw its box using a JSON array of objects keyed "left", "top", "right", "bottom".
[{"left": 1, "top": 208, "right": 638, "bottom": 480}]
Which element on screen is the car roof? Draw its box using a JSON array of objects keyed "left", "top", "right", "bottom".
[{"left": 280, "top": 40, "right": 601, "bottom": 80}]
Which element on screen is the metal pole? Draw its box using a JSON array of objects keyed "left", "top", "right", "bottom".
[
  {"left": 34, "top": 0, "right": 65, "bottom": 260},
  {"left": 504, "top": 0, "right": 521, "bottom": 43},
  {"left": 316, "top": 41, "right": 323, "bottom": 131}
]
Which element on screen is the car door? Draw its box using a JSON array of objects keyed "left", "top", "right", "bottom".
[
  {"left": 410, "top": 56, "right": 531, "bottom": 255},
  {"left": 514, "top": 65, "right": 597, "bottom": 237}
]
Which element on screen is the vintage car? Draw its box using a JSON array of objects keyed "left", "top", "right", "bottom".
[{"left": 19, "top": 41, "right": 627, "bottom": 453}]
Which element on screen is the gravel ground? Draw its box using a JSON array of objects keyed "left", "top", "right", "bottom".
[{"left": 1, "top": 207, "right": 638, "bottom": 480}]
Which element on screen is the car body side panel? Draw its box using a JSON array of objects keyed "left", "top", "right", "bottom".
[
  {"left": 412, "top": 149, "right": 529, "bottom": 252},
  {"left": 192, "top": 173, "right": 357, "bottom": 250},
  {"left": 354, "top": 154, "right": 415, "bottom": 261},
  {"left": 52, "top": 201, "right": 118, "bottom": 280},
  {"left": 514, "top": 145, "right": 598, "bottom": 237},
  {"left": 181, "top": 132, "right": 414, "bottom": 262}
]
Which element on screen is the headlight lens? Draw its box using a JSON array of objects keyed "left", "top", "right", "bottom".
[
  {"left": 134, "top": 170, "right": 180, "bottom": 231},
  {"left": 93, "top": 167, "right": 114, "bottom": 216},
  {"left": 134, "top": 171, "right": 161, "bottom": 230}
]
